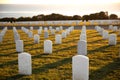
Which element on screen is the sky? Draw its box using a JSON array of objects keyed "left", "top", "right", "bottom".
[{"left": 0, "top": 0, "right": 120, "bottom": 18}]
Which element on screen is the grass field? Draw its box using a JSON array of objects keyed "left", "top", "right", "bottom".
[{"left": 0, "top": 28, "right": 120, "bottom": 80}]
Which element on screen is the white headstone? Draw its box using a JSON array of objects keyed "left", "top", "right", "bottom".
[
  {"left": 16, "top": 40, "right": 24, "bottom": 52},
  {"left": 109, "top": 34, "right": 117, "bottom": 45},
  {"left": 18, "top": 52, "right": 32, "bottom": 75},
  {"left": 55, "top": 34, "right": 62, "bottom": 44},
  {"left": 56, "top": 27, "right": 60, "bottom": 32},
  {"left": 62, "top": 32, "right": 67, "bottom": 38},
  {"left": 109, "top": 25, "right": 113, "bottom": 30},
  {"left": 38, "top": 29, "right": 42, "bottom": 35},
  {"left": 113, "top": 26, "right": 118, "bottom": 32},
  {"left": 77, "top": 40, "right": 87, "bottom": 55},
  {"left": 28, "top": 31, "right": 33, "bottom": 38},
  {"left": 44, "top": 31, "right": 49, "bottom": 38},
  {"left": 39, "top": 26, "right": 42, "bottom": 30},
  {"left": 60, "top": 26, "right": 63, "bottom": 30},
  {"left": 51, "top": 29, "right": 55, "bottom": 35},
  {"left": 102, "top": 30, "right": 109, "bottom": 39},
  {"left": 34, "top": 34, "right": 40, "bottom": 43},
  {"left": 72, "top": 55, "right": 89, "bottom": 80},
  {"left": 14, "top": 34, "right": 20, "bottom": 41},
  {"left": 30, "top": 27, "right": 33, "bottom": 30},
  {"left": 80, "top": 34, "right": 86, "bottom": 41},
  {"left": 99, "top": 28, "right": 104, "bottom": 36},
  {"left": 44, "top": 40, "right": 52, "bottom": 54},
  {"left": 49, "top": 26, "right": 52, "bottom": 30},
  {"left": 44, "top": 27, "right": 48, "bottom": 32}
]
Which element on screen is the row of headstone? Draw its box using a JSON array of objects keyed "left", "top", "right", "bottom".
[
  {"left": 73, "top": 26, "right": 89, "bottom": 80},
  {"left": 61, "top": 26, "right": 74, "bottom": 38},
  {"left": 21, "top": 27, "right": 33, "bottom": 38},
  {"left": 95, "top": 26, "right": 117, "bottom": 45},
  {"left": 0, "top": 27, "right": 7, "bottom": 42},
  {"left": 55, "top": 34, "right": 62, "bottom": 44},
  {"left": 21, "top": 27, "right": 29, "bottom": 34},
  {"left": 78, "top": 26, "right": 87, "bottom": 55},
  {"left": 13, "top": 27, "right": 20, "bottom": 42},
  {"left": 109, "top": 25, "right": 118, "bottom": 32}
]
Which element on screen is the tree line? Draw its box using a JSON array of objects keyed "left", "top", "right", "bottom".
[{"left": 0, "top": 11, "right": 119, "bottom": 22}]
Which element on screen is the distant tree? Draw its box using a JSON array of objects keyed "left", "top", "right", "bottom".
[
  {"left": 82, "top": 15, "right": 89, "bottom": 21},
  {"left": 0, "top": 17, "right": 16, "bottom": 22},
  {"left": 98, "top": 11, "right": 108, "bottom": 19},
  {"left": 0, "top": 12, "right": 118, "bottom": 21},
  {"left": 109, "top": 14, "right": 118, "bottom": 19},
  {"left": 72, "top": 15, "right": 81, "bottom": 20}
]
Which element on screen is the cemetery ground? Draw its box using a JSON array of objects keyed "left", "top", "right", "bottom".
[{"left": 0, "top": 28, "right": 120, "bottom": 80}]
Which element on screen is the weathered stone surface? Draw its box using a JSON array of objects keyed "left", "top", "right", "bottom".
[
  {"left": 18, "top": 52, "right": 32, "bottom": 75},
  {"left": 72, "top": 55, "right": 89, "bottom": 80}
]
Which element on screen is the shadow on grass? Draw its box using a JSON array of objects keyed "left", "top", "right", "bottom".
[
  {"left": 28, "top": 46, "right": 43, "bottom": 51},
  {"left": 89, "top": 58, "right": 120, "bottom": 80},
  {"left": 0, "top": 60, "right": 18, "bottom": 68},
  {"left": 87, "top": 31, "right": 98, "bottom": 35},
  {"left": 32, "top": 53, "right": 47, "bottom": 59},
  {"left": 0, "top": 52, "right": 17, "bottom": 57},
  {"left": 1, "top": 47, "right": 15, "bottom": 51},
  {"left": 109, "top": 31, "right": 115, "bottom": 34},
  {"left": 88, "top": 39, "right": 103, "bottom": 44},
  {"left": 53, "top": 45, "right": 76, "bottom": 53},
  {"left": 62, "top": 38, "right": 79, "bottom": 44},
  {"left": 33, "top": 57, "right": 72, "bottom": 74},
  {"left": 87, "top": 34, "right": 101, "bottom": 39},
  {"left": 6, "top": 74, "right": 25, "bottom": 80},
  {"left": 24, "top": 43, "right": 34, "bottom": 47},
  {"left": 88, "top": 45, "right": 111, "bottom": 54},
  {"left": 0, "top": 42, "right": 15, "bottom": 46}
]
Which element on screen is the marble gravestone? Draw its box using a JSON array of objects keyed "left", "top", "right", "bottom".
[
  {"left": 56, "top": 27, "right": 60, "bottom": 32},
  {"left": 18, "top": 52, "right": 32, "bottom": 75},
  {"left": 72, "top": 55, "right": 89, "bottom": 80},
  {"left": 51, "top": 29, "right": 55, "bottom": 35},
  {"left": 109, "top": 25, "right": 113, "bottom": 30},
  {"left": 44, "top": 40, "right": 52, "bottom": 54},
  {"left": 102, "top": 30, "right": 109, "bottom": 39},
  {"left": 113, "top": 26, "right": 118, "bottom": 32},
  {"left": 55, "top": 34, "right": 62, "bottom": 44},
  {"left": 28, "top": 31, "right": 33, "bottom": 38},
  {"left": 109, "top": 34, "right": 117, "bottom": 45},
  {"left": 77, "top": 40, "right": 87, "bottom": 55},
  {"left": 44, "top": 27, "right": 48, "bottom": 32},
  {"left": 30, "top": 27, "right": 33, "bottom": 30},
  {"left": 49, "top": 26, "right": 52, "bottom": 30},
  {"left": 60, "top": 26, "right": 63, "bottom": 31},
  {"left": 80, "top": 34, "right": 86, "bottom": 41},
  {"left": 62, "top": 32, "right": 67, "bottom": 38},
  {"left": 14, "top": 34, "right": 20, "bottom": 41},
  {"left": 38, "top": 29, "right": 42, "bottom": 35},
  {"left": 16, "top": 40, "right": 24, "bottom": 52},
  {"left": 34, "top": 34, "right": 40, "bottom": 43},
  {"left": 44, "top": 31, "right": 49, "bottom": 38}
]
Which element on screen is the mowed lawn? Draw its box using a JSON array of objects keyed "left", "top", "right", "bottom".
[{"left": 0, "top": 28, "right": 120, "bottom": 80}]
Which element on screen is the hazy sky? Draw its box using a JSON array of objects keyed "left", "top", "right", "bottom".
[{"left": 0, "top": 0, "right": 120, "bottom": 18}]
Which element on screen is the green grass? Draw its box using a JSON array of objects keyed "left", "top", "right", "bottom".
[{"left": 0, "top": 29, "right": 120, "bottom": 80}]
